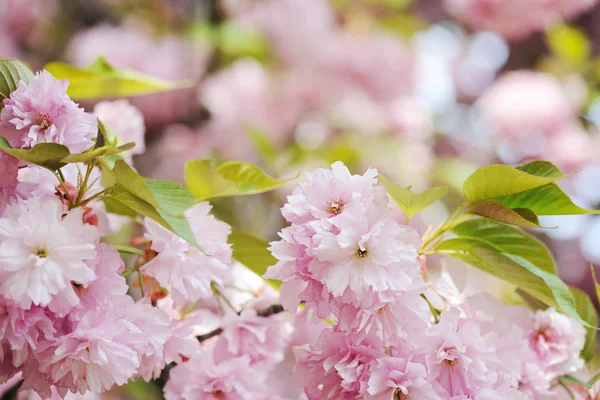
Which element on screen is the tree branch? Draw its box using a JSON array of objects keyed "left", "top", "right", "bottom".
[{"left": 197, "top": 304, "right": 284, "bottom": 343}]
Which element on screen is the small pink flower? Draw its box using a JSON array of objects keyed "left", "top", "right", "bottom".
[
  {"left": 52, "top": 243, "right": 128, "bottom": 318},
  {"left": 44, "top": 308, "right": 142, "bottom": 394},
  {"left": 528, "top": 308, "right": 586, "bottom": 378},
  {"left": 214, "top": 309, "right": 293, "bottom": 367},
  {"left": 142, "top": 202, "right": 233, "bottom": 305},
  {"left": 0, "top": 196, "right": 99, "bottom": 309},
  {"left": 164, "top": 353, "right": 267, "bottom": 400},
  {"left": 294, "top": 329, "right": 384, "bottom": 399},
  {"left": 281, "top": 161, "right": 387, "bottom": 225},
  {"left": 366, "top": 356, "right": 442, "bottom": 400},
  {"left": 0, "top": 71, "right": 97, "bottom": 153},
  {"left": 93, "top": 100, "right": 145, "bottom": 163}
]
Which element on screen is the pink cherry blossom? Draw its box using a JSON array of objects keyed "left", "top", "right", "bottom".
[
  {"left": 366, "top": 356, "right": 442, "bottom": 400},
  {"left": 214, "top": 309, "right": 293, "bottom": 367},
  {"left": 0, "top": 295, "right": 56, "bottom": 371},
  {"left": 0, "top": 196, "right": 99, "bottom": 309},
  {"left": 528, "top": 308, "right": 586, "bottom": 379},
  {"left": 142, "top": 201, "right": 233, "bottom": 304},
  {"left": 294, "top": 328, "right": 384, "bottom": 399},
  {"left": 0, "top": 71, "right": 97, "bottom": 153},
  {"left": 309, "top": 209, "right": 423, "bottom": 310},
  {"left": 66, "top": 244, "right": 128, "bottom": 318},
  {"left": 93, "top": 100, "right": 145, "bottom": 163},
  {"left": 43, "top": 307, "right": 142, "bottom": 394},
  {"left": 281, "top": 161, "right": 387, "bottom": 225},
  {"left": 122, "top": 302, "right": 171, "bottom": 381},
  {"left": 420, "top": 308, "right": 519, "bottom": 398},
  {"left": 164, "top": 353, "right": 267, "bottom": 400}
]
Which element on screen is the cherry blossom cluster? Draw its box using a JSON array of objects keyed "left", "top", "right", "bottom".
[
  {"left": 0, "top": 71, "right": 193, "bottom": 398},
  {"left": 266, "top": 162, "right": 588, "bottom": 399}
]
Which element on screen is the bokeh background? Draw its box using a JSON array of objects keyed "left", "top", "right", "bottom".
[{"left": 3, "top": 0, "right": 600, "bottom": 396}]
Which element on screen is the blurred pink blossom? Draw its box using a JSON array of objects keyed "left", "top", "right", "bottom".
[
  {"left": 477, "top": 71, "right": 595, "bottom": 171},
  {"left": 444, "top": 0, "right": 598, "bottom": 41},
  {"left": 67, "top": 23, "right": 210, "bottom": 126}
]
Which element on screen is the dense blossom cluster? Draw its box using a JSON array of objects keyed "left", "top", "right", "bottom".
[
  {"left": 1, "top": 0, "right": 599, "bottom": 393},
  {"left": 265, "top": 163, "right": 587, "bottom": 399},
  {"left": 0, "top": 69, "right": 296, "bottom": 399}
]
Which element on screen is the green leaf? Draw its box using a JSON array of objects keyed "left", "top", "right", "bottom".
[
  {"left": 546, "top": 24, "right": 590, "bottom": 66},
  {"left": 0, "top": 137, "right": 69, "bottom": 170},
  {"left": 185, "top": 159, "right": 288, "bottom": 200},
  {"left": 101, "top": 195, "right": 137, "bottom": 217},
  {"left": 570, "top": 287, "right": 598, "bottom": 362},
  {"left": 517, "top": 160, "right": 567, "bottom": 179},
  {"left": 590, "top": 264, "right": 600, "bottom": 305},
  {"left": 0, "top": 59, "right": 34, "bottom": 109},
  {"left": 44, "top": 57, "right": 194, "bottom": 100},
  {"left": 228, "top": 230, "right": 280, "bottom": 290},
  {"left": 378, "top": 174, "right": 447, "bottom": 221},
  {"left": 462, "top": 163, "right": 565, "bottom": 202},
  {"left": 110, "top": 161, "right": 201, "bottom": 249},
  {"left": 434, "top": 237, "right": 590, "bottom": 327},
  {"left": 467, "top": 201, "right": 543, "bottom": 228},
  {"left": 491, "top": 183, "right": 600, "bottom": 216},
  {"left": 450, "top": 218, "right": 556, "bottom": 273},
  {"left": 63, "top": 142, "right": 135, "bottom": 163}
]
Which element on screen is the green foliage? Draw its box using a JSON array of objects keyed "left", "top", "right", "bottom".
[
  {"left": 571, "top": 287, "right": 598, "bottom": 362},
  {"left": 0, "top": 135, "right": 134, "bottom": 171},
  {"left": 106, "top": 161, "right": 201, "bottom": 249},
  {"left": 379, "top": 174, "right": 447, "bottom": 222},
  {"left": 467, "top": 201, "right": 543, "bottom": 228},
  {"left": 491, "top": 183, "right": 600, "bottom": 216},
  {"left": 45, "top": 57, "right": 193, "bottom": 100},
  {"left": 462, "top": 162, "right": 564, "bottom": 202},
  {"left": 228, "top": 230, "right": 280, "bottom": 290},
  {"left": 449, "top": 218, "right": 557, "bottom": 274},
  {"left": 0, "top": 137, "right": 70, "bottom": 170},
  {"left": 185, "top": 159, "right": 288, "bottom": 200},
  {"left": 461, "top": 161, "right": 598, "bottom": 229},
  {"left": 435, "top": 219, "right": 596, "bottom": 328},
  {"left": 0, "top": 59, "right": 34, "bottom": 109}
]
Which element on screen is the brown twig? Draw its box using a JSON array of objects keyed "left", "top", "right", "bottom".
[{"left": 197, "top": 304, "right": 284, "bottom": 343}]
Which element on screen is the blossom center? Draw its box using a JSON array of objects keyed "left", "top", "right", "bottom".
[
  {"left": 212, "top": 390, "right": 225, "bottom": 399},
  {"left": 393, "top": 388, "right": 407, "bottom": 400},
  {"left": 35, "top": 246, "right": 48, "bottom": 258},
  {"left": 443, "top": 357, "right": 459, "bottom": 371},
  {"left": 354, "top": 246, "right": 369, "bottom": 259},
  {"left": 71, "top": 281, "right": 88, "bottom": 297},
  {"left": 36, "top": 113, "right": 52, "bottom": 130},
  {"left": 327, "top": 199, "right": 344, "bottom": 215}
]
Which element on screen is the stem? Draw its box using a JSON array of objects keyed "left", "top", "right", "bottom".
[
  {"left": 420, "top": 202, "right": 469, "bottom": 253},
  {"left": 75, "top": 162, "right": 96, "bottom": 206},
  {"left": 113, "top": 245, "right": 144, "bottom": 256},
  {"left": 558, "top": 379, "right": 577, "bottom": 400},
  {"left": 420, "top": 294, "right": 441, "bottom": 323},
  {"left": 54, "top": 170, "right": 74, "bottom": 205},
  {"left": 137, "top": 270, "right": 145, "bottom": 298},
  {"left": 215, "top": 287, "right": 238, "bottom": 314},
  {"left": 81, "top": 186, "right": 113, "bottom": 206}
]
